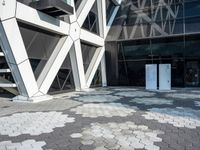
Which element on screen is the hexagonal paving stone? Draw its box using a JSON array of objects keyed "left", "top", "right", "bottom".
[
  {"left": 74, "top": 95, "right": 121, "bottom": 103},
  {"left": 130, "top": 98, "right": 173, "bottom": 105},
  {"left": 143, "top": 107, "right": 200, "bottom": 128},
  {"left": 80, "top": 89, "right": 113, "bottom": 95},
  {"left": 0, "top": 140, "right": 46, "bottom": 150},
  {"left": 113, "top": 88, "right": 138, "bottom": 91},
  {"left": 166, "top": 93, "right": 200, "bottom": 99},
  {"left": 191, "top": 90, "right": 200, "bottom": 93},
  {"left": 194, "top": 101, "right": 200, "bottom": 107},
  {"left": 70, "top": 103, "right": 138, "bottom": 118},
  {"left": 115, "top": 91, "right": 155, "bottom": 97},
  {"left": 0, "top": 112, "right": 75, "bottom": 136},
  {"left": 153, "top": 90, "right": 177, "bottom": 93},
  {"left": 72, "top": 122, "right": 163, "bottom": 150},
  {"left": 70, "top": 133, "right": 83, "bottom": 138},
  {"left": 54, "top": 91, "right": 82, "bottom": 99}
]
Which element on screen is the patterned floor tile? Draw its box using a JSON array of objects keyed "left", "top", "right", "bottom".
[
  {"left": 166, "top": 93, "right": 200, "bottom": 99},
  {"left": 70, "top": 103, "right": 137, "bottom": 118},
  {"left": 74, "top": 95, "right": 121, "bottom": 103},
  {"left": 0, "top": 87, "right": 200, "bottom": 150},
  {"left": 194, "top": 101, "right": 200, "bottom": 107},
  {"left": 0, "top": 112, "right": 75, "bottom": 136},
  {"left": 115, "top": 91, "right": 155, "bottom": 97},
  {"left": 143, "top": 107, "right": 200, "bottom": 128},
  {"left": 73, "top": 122, "right": 163, "bottom": 150},
  {"left": 130, "top": 98, "right": 173, "bottom": 105},
  {"left": 0, "top": 140, "right": 46, "bottom": 150}
]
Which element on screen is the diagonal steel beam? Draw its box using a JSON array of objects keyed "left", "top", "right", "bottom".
[
  {"left": 38, "top": 36, "right": 73, "bottom": 94},
  {"left": 86, "top": 47, "right": 105, "bottom": 87},
  {"left": 97, "top": 0, "right": 107, "bottom": 38},
  {"left": 77, "top": 0, "right": 96, "bottom": 27},
  {"left": 0, "top": 19, "right": 39, "bottom": 97},
  {"left": 70, "top": 40, "right": 87, "bottom": 89},
  {"left": 80, "top": 29, "right": 105, "bottom": 47}
]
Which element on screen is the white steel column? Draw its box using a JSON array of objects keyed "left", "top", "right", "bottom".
[
  {"left": 70, "top": 40, "right": 87, "bottom": 89},
  {"left": 97, "top": 0, "right": 106, "bottom": 37},
  {"left": 0, "top": 19, "right": 40, "bottom": 99},
  {"left": 68, "top": 0, "right": 88, "bottom": 90},
  {"left": 101, "top": 53, "right": 107, "bottom": 86}
]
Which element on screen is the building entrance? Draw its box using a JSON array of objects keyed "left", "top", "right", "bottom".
[
  {"left": 107, "top": 34, "right": 200, "bottom": 88},
  {"left": 185, "top": 61, "right": 200, "bottom": 87}
]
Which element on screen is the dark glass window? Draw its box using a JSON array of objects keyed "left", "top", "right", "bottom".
[
  {"left": 185, "top": 1, "right": 200, "bottom": 18},
  {"left": 106, "top": 0, "right": 116, "bottom": 23},
  {"left": 121, "top": 40, "right": 151, "bottom": 60},
  {"left": 185, "top": 17, "right": 200, "bottom": 33},
  {"left": 116, "top": 36, "right": 187, "bottom": 87},
  {"left": 185, "top": 34, "right": 200, "bottom": 57},
  {"left": 151, "top": 37, "right": 184, "bottom": 57}
]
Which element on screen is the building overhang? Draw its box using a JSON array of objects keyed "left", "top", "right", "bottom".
[{"left": 29, "top": 0, "right": 74, "bottom": 17}]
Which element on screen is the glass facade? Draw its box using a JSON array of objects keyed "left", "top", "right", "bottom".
[
  {"left": 82, "top": 1, "right": 100, "bottom": 35},
  {"left": 106, "top": 0, "right": 200, "bottom": 40},
  {"left": 81, "top": 42, "right": 97, "bottom": 73},
  {"left": 19, "top": 23, "right": 61, "bottom": 80},
  {"left": 106, "top": 0, "right": 116, "bottom": 23},
  {"left": 106, "top": 0, "right": 200, "bottom": 87},
  {"left": 91, "top": 65, "right": 102, "bottom": 87},
  {"left": 117, "top": 34, "right": 200, "bottom": 87},
  {"left": 49, "top": 54, "right": 75, "bottom": 93}
]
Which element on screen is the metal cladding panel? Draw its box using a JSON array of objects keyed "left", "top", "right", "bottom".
[
  {"left": 16, "top": 2, "right": 70, "bottom": 35},
  {"left": 0, "top": 0, "right": 16, "bottom": 21}
]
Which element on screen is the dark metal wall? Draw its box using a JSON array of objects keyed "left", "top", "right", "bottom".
[{"left": 105, "top": 42, "right": 119, "bottom": 86}]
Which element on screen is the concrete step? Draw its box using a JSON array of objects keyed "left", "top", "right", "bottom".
[
  {"left": 0, "top": 69, "right": 11, "bottom": 73},
  {"left": 0, "top": 76, "right": 18, "bottom": 95},
  {"left": 0, "top": 83, "right": 17, "bottom": 88},
  {"left": 0, "top": 52, "right": 4, "bottom": 56}
]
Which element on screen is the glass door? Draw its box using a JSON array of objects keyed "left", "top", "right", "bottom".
[{"left": 185, "top": 61, "right": 199, "bottom": 87}]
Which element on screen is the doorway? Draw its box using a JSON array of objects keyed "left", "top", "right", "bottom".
[{"left": 185, "top": 61, "right": 199, "bottom": 87}]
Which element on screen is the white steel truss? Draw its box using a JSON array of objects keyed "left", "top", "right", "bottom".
[{"left": 0, "top": 0, "right": 121, "bottom": 102}]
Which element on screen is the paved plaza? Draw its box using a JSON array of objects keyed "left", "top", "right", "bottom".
[{"left": 0, "top": 87, "right": 200, "bottom": 150}]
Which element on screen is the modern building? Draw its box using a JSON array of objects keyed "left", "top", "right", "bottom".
[
  {"left": 0, "top": 0, "right": 121, "bottom": 102},
  {"left": 0, "top": 0, "right": 200, "bottom": 102},
  {"left": 106, "top": 0, "right": 200, "bottom": 88}
]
